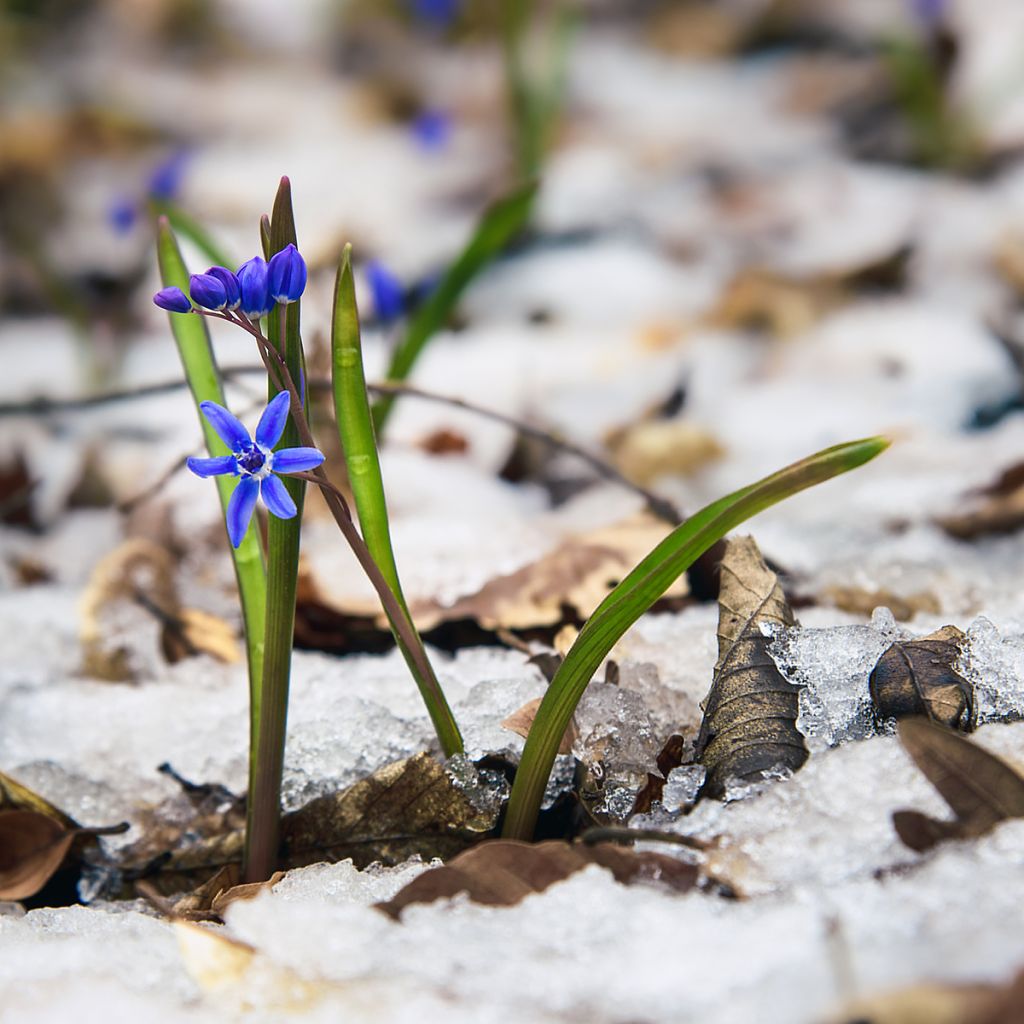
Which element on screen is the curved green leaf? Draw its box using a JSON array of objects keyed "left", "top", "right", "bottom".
[{"left": 502, "top": 437, "right": 890, "bottom": 840}]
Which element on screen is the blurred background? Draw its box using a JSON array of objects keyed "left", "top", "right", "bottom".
[{"left": 4, "top": 0, "right": 1024, "bottom": 622}]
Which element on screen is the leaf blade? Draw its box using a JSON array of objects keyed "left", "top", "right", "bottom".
[
  {"left": 502, "top": 436, "right": 889, "bottom": 840},
  {"left": 331, "top": 245, "right": 463, "bottom": 756},
  {"left": 371, "top": 182, "right": 537, "bottom": 433}
]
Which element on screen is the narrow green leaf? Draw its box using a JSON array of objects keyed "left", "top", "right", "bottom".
[
  {"left": 502, "top": 437, "right": 890, "bottom": 841},
  {"left": 155, "top": 218, "right": 266, "bottom": 698},
  {"left": 331, "top": 245, "right": 463, "bottom": 756},
  {"left": 245, "top": 177, "right": 306, "bottom": 882},
  {"left": 151, "top": 199, "right": 234, "bottom": 271},
  {"left": 371, "top": 182, "right": 538, "bottom": 433}
]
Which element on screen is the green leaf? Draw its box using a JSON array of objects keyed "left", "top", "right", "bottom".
[
  {"left": 331, "top": 245, "right": 463, "bottom": 756},
  {"left": 151, "top": 199, "right": 234, "bottom": 271},
  {"left": 155, "top": 218, "right": 266, "bottom": 697},
  {"left": 371, "top": 182, "right": 538, "bottom": 433},
  {"left": 501, "top": 436, "right": 890, "bottom": 841}
]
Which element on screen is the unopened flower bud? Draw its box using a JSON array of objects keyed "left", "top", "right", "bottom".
[
  {"left": 153, "top": 287, "right": 192, "bottom": 313},
  {"left": 268, "top": 244, "right": 307, "bottom": 304},
  {"left": 237, "top": 256, "right": 274, "bottom": 317}
]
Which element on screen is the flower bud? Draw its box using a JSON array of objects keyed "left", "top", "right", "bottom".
[
  {"left": 268, "top": 244, "right": 307, "bottom": 304},
  {"left": 205, "top": 266, "right": 241, "bottom": 310},
  {"left": 237, "top": 256, "right": 274, "bottom": 317},
  {"left": 189, "top": 273, "right": 229, "bottom": 310},
  {"left": 153, "top": 287, "right": 192, "bottom": 313}
]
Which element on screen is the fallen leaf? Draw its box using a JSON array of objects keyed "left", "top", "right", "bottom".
[
  {"left": 869, "top": 626, "right": 973, "bottom": 730},
  {"left": 417, "top": 428, "right": 469, "bottom": 455},
  {"left": 821, "top": 584, "right": 941, "bottom": 621},
  {"left": 694, "top": 535, "right": 806, "bottom": 797},
  {"left": 936, "top": 462, "right": 1024, "bottom": 540},
  {"left": 156, "top": 864, "right": 287, "bottom": 922},
  {"left": 826, "top": 980, "right": 1001, "bottom": 1024},
  {"left": 702, "top": 246, "right": 912, "bottom": 339},
  {"left": 501, "top": 697, "right": 577, "bottom": 755},
  {"left": 0, "top": 809, "right": 127, "bottom": 901},
  {"left": 281, "top": 752, "right": 501, "bottom": 870},
  {"left": 375, "top": 838, "right": 698, "bottom": 919},
  {"left": 604, "top": 420, "right": 725, "bottom": 486},
  {"left": 174, "top": 921, "right": 257, "bottom": 993},
  {"left": 161, "top": 607, "right": 242, "bottom": 665},
  {"left": 630, "top": 734, "right": 686, "bottom": 815},
  {"left": 411, "top": 514, "right": 688, "bottom": 632},
  {"left": 893, "top": 718, "right": 1024, "bottom": 852},
  {"left": 80, "top": 539, "right": 239, "bottom": 679},
  {"left": 0, "top": 811, "right": 77, "bottom": 901}
]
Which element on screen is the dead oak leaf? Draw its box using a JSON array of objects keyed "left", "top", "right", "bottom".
[
  {"left": 694, "top": 535, "right": 806, "bottom": 798},
  {"left": 500, "top": 697, "right": 578, "bottom": 755},
  {"left": 412, "top": 514, "right": 688, "bottom": 632},
  {"left": 894, "top": 718, "right": 1024, "bottom": 853},
  {"left": 869, "top": 626, "right": 973, "bottom": 731},
  {"left": 375, "top": 839, "right": 698, "bottom": 919}
]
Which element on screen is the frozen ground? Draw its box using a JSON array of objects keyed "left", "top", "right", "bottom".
[{"left": 4, "top": 0, "right": 1024, "bottom": 1021}]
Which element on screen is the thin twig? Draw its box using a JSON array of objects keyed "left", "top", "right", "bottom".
[{"left": 0, "top": 367, "right": 683, "bottom": 524}]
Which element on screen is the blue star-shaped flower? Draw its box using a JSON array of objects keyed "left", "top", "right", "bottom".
[{"left": 187, "top": 392, "right": 324, "bottom": 547}]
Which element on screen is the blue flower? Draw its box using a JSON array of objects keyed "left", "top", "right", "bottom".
[
  {"left": 205, "top": 266, "right": 241, "bottom": 310},
  {"left": 153, "top": 287, "right": 192, "bottom": 313},
  {"left": 409, "top": 0, "right": 459, "bottom": 29},
  {"left": 268, "top": 244, "right": 307, "bottom": 304},
  {"left": 237, "top": 256, "right": 274, "bottom": 318},
  {"left": 189, "top": 272, "right": 230, "bottom": 310},
  {"left": 187, "top": 392, "right": 325, "bottom": 547},
  {"left": 147, "top": 150, "right": 190, "bottom": 201},
  {"left": 366, "top": 261, "right": 405, "bottom": 323},
  {"left": 411, "top": 109, "right": 452, "bottom": 151}
]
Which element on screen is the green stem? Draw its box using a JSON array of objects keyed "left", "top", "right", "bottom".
[{"left": 243, "top": 179, "right": 305, "bottom": 882}]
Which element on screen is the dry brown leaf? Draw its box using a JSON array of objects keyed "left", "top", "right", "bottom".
[
  {"left": 630, "top": 733, "right": 686, "bottom": 816},
  {"left": 646, "top": 2, "right": 747, "bottom": 58},
  {"left": 694, "top": 535, "right": 806, "bottom": 798},
  {"left": 160, "top": 864, "right": 286, "bottom": 921},
  {"left": 702, "top": 246, "right": 910, "bottom": 339},
  {"left": 412, "top": 514, "right": 688, "bottom": 632},
  {"left": 162, "top": 607, "right": 242, "bottom": 665},
  {"left": 416, "top": 428, "right": 469, "bottom": 455},
  {"left": 604, "top": 420, "right": 725, "bottom": 486},
  {"left": 937, "top": 463, "right": 1024, "bottom": 540},
  {"left": 826, "top": 981, "right": 1001, "bottom": 1024},
  {"left": 822, "top": 585, "right": 941, "bottom": 621},
  {"left": 893, "top": 718, "right": 1024, "bottom": 852},
  {"left": 869, "top": 626, "right": 973, "bottom": 730},
  {"left": 703, "top": 268, "right": 843, "bottom": 338},
  {"left": 79, "top": 539, "right": 179, "bottom": 681},
  {"left": 280, "top": 752, "right": 501, "bottom": 870},
  {"left": 500, "top": 698, "right": 577, "bottom": 756},
  {"left": 375, "top": 839, "right": 698, "bottom": 919},
  {"left": 175, "top": 921, "right": 257, "bottom": 993},
  {"left": 0, "top": 810, "right": 77, "bottom": 901}
]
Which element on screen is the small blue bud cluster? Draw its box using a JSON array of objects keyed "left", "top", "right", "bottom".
[{"left": 153, "top": 243, "right": 307, "bottom": 318}]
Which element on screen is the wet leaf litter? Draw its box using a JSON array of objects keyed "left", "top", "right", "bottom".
[{"left": 7, "top": 2, "right": 1024, "bottom": 1023}]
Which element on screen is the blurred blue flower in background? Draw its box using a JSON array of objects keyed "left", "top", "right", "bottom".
[{"left": 411, "top": 108, "right": 452, "bottom": 151}]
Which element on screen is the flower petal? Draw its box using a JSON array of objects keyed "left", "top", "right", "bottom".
[
  {"left": 255, "top": 392, "right": 291, "bottom": 449},
  {"left": 272, "top": 447, "right": 325, "bottom": 474},
  {"left": 186, "top": 455, "right": 237, "bottom": 478},
  {"left": 226, "top": 476, "right": 260, "bottom": 548},
  {"left": 261, "top": 474, "right": 298, "bottom": 520},
  {"left": 199, "top": 401, "right": 251, "bottom": 451}
]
